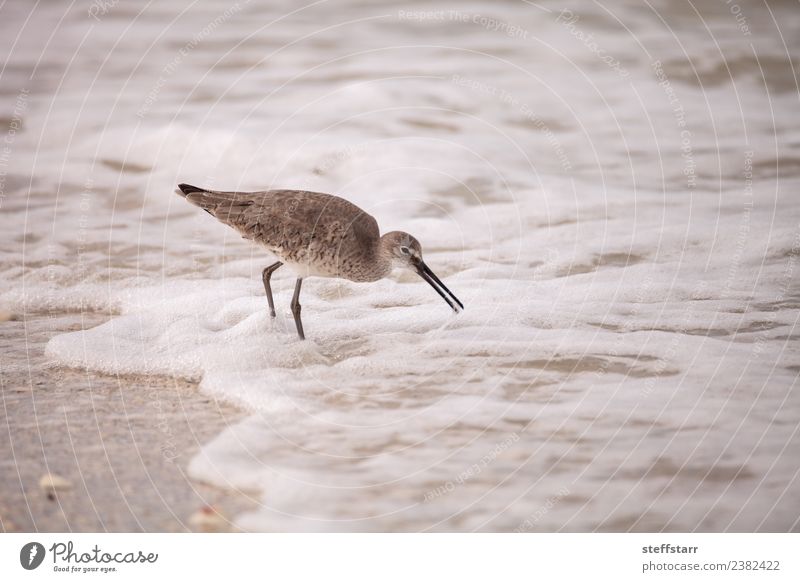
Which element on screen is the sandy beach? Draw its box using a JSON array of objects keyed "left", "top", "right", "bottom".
[
  {"left": 1, "top": 311, "right": 255, "bottom": 532},
  {"left": 1, "top": 0, "right": 798, "bottom": 532}
]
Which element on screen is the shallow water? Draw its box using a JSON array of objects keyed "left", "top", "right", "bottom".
[{"left": 1, "top": 0, "right": 798, "bottom": 531}]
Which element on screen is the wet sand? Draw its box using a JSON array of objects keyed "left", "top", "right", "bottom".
[
  {"left": 2, "top": 0, "right": 798, "bottom": 532},
  {"left": 0, "top": 311, "right": 257, "bottom": 532}
]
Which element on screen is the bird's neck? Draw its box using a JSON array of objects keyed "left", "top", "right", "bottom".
[{"left": 367, "top": 235, "right": 397, "bottom": 281}]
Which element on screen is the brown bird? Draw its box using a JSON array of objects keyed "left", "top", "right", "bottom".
[{"left": 176, "top": 184, "right": 463, "bottom": 339}]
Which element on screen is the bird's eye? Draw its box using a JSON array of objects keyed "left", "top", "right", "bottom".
[{"left": 400, "top": 246, "right": 410, "bottom": 255}]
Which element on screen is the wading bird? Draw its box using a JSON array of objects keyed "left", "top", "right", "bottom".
[{"left": 176, "top": 184, "right": 463, "bottom": 339}]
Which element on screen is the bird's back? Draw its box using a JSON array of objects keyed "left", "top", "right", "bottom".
[{"left": 176, "top": 184, "right": 384, "bottom": 280}]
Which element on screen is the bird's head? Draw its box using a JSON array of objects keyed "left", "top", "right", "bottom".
[{"left": 380, "top": 231, "right": 464, "bottom": 313}]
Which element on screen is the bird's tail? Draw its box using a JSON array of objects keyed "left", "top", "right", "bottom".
[
  {"left": 175, "top": 183, "right": 261, "bottom": 234},
  {"left": 175, "top": 183, "right": 207, "bottom": 197},
  {"left": 176, "top": 183, "right": 250, "bottom": 213}
]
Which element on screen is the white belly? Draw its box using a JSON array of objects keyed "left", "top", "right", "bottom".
[
  {"left": 280, "top": 258, "right": 335, "bottom": 279},
  {"left": 262, "top": 244, "right": 336, "bottom": 279}
]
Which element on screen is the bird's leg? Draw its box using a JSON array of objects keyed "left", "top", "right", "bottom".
[
  {"left": 261, "top": 261, "right": 283, "bottom": 317},
  {"left": 290, "top": 277, "right": 305, "bottom": 340}
]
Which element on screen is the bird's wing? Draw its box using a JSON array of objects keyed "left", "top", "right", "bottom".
[{"left": 176, "top": 184, "right": 380, "bottom": 249}]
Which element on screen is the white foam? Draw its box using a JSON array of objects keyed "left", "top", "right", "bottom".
[{"left": 3, "top": 0, "right": 799, "bottom": 531}]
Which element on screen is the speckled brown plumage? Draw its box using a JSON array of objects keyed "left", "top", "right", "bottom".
[
  {"left": 177, "top": 185, "right": 390, "bottom": 282},
  {"left": 175, "top": 183, "right": 463, "bottom": 340}
]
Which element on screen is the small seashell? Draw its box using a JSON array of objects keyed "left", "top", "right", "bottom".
[
  {"left": 188, "top": 505, "right": 229, "bottom": 532},
  {"left": 39, "top": 473, "right": 71, "bottom": 500}
]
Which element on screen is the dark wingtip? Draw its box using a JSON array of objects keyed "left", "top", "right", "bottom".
[{"left": 176, "top": 183, "right": 205, "bottom": 195}]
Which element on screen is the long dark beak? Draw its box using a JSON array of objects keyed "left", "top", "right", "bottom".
[{"left": 414, "top": 259, "right": 464, "bottom": 313}]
